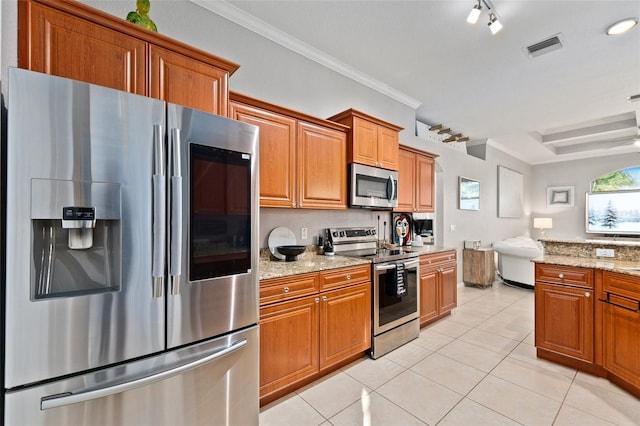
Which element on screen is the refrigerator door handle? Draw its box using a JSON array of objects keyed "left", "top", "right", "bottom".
[
  {"left": 152, "top": 124, "right": 166, "bottom": 298},
  {"left": 40, "top": 338, "right": 248, "bottom": 410},
  {"left": 169, "top": 127, "right": 183, "bottom": 295}
]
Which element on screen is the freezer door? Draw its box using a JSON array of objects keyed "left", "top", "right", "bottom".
[
  {"left": 166, "top": 104, "right": 260, "bottom": 348},
  {"left": 5, "top": 69, "right": 166, "bottom": 388},
  {"left": 4, "top": 326, "right": 259, "bottom": 426}
]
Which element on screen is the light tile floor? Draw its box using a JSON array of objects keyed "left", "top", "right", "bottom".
[{"left": 259, "top": 281, "right": 640, "bottom": 425}]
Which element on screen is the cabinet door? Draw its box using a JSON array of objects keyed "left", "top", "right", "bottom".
[
  {"left": 535, "top": 283, "right": 594, "bottom": 362},
  {"left": 416, "top": 155, "right": 435, "bottom": 212},
  {"left": 319, "top": 283, "right": 371, "bottom": 370},
  {"left": 150, "top": 45, "right": 229, "bottom": 115},
  {"left": 229, "top": 102, "right": 297, "bottom": 208},
  {"left": 377, "top": 125, "right": 399, "bottom": 170},
  {"left": 23, "top": 2, "right": 146, "bottom": 95},
  {"left": 439, "top": 263, "right": 458, "bottom": 314},
  {"left": 396, "top": 149, "right": 416, "bottom": 212},
  {"left": 351, "top": 117, "right": 378, "bottom": 167},
  {"left": 420, "top": 267, "right": 439, "bottom": 325},
  {"left": 259, "top": 296, "right": 319, "bottom": 398},
  {"left": 298, "top": 122, "right": 347, "bottom": 209},
  {"left": 603, "top": 301, "right": 640, "bottom": 389}
]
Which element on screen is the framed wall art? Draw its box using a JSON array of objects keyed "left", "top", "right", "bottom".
[
  {"left": 459, "top": 176, "right": 480, "bottom": 210},
  {"left": 547, "top": 185, "right": 574, "bottom": 207}
]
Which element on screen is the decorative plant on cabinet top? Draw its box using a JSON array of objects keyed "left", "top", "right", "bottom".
[{"left": 126, "top": 0, "right": 157, "bottom": 32}]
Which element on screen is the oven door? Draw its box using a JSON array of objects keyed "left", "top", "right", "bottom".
[{"left": 373, "top": 259, "right": 420, "bottom": 335}]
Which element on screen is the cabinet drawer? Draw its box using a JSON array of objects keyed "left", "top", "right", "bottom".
[
  {"left": 260, "top": 273, "right": 319, "bottom": 305},
  {"left": 319, "top": 265, "right": 370, "bottom": 291},
  {"left": 603, "top": 271, "right": 640, "bottom": 301},
  {"left": 535, "top": 264, "right": 593, "bottom": 289},
  {"left": 420, "top": 251, "right": 457, "bottom": 269}
]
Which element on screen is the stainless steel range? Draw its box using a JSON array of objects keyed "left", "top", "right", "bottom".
[{"left": 328, "top": 227, "right": 420, "bottom": 359}]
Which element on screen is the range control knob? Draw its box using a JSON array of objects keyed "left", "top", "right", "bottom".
[{"left": 332, "top": 231, "right": 339, "bottom": 238}]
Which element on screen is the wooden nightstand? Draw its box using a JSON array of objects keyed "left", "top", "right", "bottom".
[{"left": 463, "top": 248, "right": 496, "bottom": 287}]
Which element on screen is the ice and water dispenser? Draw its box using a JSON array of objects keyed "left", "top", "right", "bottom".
[{"left": 31, "top": 179, "right": 122, "bottom": 299}]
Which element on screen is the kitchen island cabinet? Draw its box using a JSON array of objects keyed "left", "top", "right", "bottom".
[
  {"left": 396, "top": 146, "right": 437, "bottom": 213},
  {"left": 419, "top": 250, "right": 457, "bottom": 326},
  {"left": 601, "top": 271, "right": 640, "bottom": 393},
  {"left": 259, "top": 264, "right": 370, "bottom": 405},
  {"left": 230, "top": 93, "right": 348, "bottom": 209},
  {"left": 534, "top": 252, "right": 640, "bottom": 398},
  {"left": 328, "top": 109, "right": 403, "bottom": 171},
  {"left": 19, "top": 0, "right": 237, "bottom": 115}
]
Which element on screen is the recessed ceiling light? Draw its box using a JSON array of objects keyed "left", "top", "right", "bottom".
[{"left": 606, "top": 17, "right": 638, "bottom": 36}]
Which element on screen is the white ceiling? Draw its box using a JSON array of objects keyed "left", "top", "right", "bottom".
[{"left": 200, "top": 0, "right": 640, "bottom": 165}]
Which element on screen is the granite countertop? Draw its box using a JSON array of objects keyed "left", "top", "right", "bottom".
[
  {"left": 532, "top": 255, "right": 640, "bottom": 278},
  {"left": 259, "top": 245, "right": 457, "bottom": 281}
]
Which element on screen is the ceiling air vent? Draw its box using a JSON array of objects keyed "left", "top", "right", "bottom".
[{"left": 524, "top": 34, "right": 564, "bottom": 58}]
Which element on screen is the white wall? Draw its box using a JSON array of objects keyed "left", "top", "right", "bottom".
[{"left": 531, "top": 153, "right": 640, "bottom": 240}]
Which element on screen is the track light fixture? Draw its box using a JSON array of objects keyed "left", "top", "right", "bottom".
[
  {"left": 488, "top": 13, "right": 503, "bottom": 34},
  {"left": 467, "top": 0, "right": 503, "bottom": 35},
  {"left": 466, "top": 1, "right": 482, "bottom": 24}
]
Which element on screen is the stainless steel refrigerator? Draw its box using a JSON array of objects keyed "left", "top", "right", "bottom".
[{"left": 2, "top": 68, "right": 260, "bottom": 425}]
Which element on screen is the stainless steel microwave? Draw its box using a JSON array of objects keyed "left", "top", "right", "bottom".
[{"left": 349, "top": 163, "right": 398, "bottom": 209}]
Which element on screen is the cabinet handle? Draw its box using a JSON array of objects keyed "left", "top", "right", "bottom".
[
  {"left": 346, "top": 274, "right": 351, "bottom": 280},
  {"left": 322, "top": 296, "right": 328, "bottom": 301},
  {"left": 558, "top": 273, "right": 564, "bottom": 279},
  {"left": 300, "top": 202, "right": 303, "bottom": 207},
  {"left": 292, "top": 202, "right": 296, "bottom": 207},
  {"left": 283, "top": 287, "right": 290, "bottom": 293},
  {"left": 315, "top": 298, "right": 319, "bottom": 303},
  {"left": 428, "top": 260, "right": 432, "bottom": 264},
  {"left": 585, "top": 291, "right": 591, "bottom": 298}
]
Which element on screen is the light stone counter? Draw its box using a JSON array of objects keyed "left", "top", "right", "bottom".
[
  {"left": 258, "top": 245, "right": 457, "bottom": 281},
  {"left": 532, "top": 255, "right": 640, "bottom": 278}
]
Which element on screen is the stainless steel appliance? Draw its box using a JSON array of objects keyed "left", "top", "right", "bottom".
[
  {"left": 349, "top": 163, "right": 398, "bottom": 209},
  {"left": 412, "top": 212, "right": 435, "bottom": 245},
  {"left": 3, "top": 68, "right": 260, "bottom": 425},
  {"left": 328, "top": 227, "right": 420, "bottom": 359}
]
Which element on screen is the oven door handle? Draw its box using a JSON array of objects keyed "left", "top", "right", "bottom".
[
  {"left": 402, "top": 259, "right": 419, "bottom": 269},
  {"left": 375, "top": 264, "right": 397, "bottom": 271}
]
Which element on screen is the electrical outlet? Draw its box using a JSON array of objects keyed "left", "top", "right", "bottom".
[
  {"left": 301, "top": 227, "right": 308, "bottom": 240},
  {"left": 450, "top": 224, "right": 456, "bottom": 232},
  {"left": 596, "top": 248, "right": 615, "bottom": 258}
]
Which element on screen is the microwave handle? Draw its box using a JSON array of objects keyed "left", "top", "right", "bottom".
[{"left": 386, "top": 175, "right": 396, "bottom": 202}]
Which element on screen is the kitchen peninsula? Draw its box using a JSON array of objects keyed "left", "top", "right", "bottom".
[{"left": 533, "top": 238, "right": 640, "bottom": 399}]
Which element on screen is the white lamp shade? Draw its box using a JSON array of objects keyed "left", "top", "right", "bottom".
[{"left": 533, "top": 218, "right": 553, "bottom": 229}]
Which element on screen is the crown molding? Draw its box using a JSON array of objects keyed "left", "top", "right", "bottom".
[{"left": 190, "top": 0, "right": 422, "bottom": 109}]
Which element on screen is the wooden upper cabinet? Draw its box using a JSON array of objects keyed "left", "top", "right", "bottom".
[
  {"left": 416, "top": 154, "right": 435, "bottom": 212},
  {"left": 230, "top": 92, "right": 348, "bottom": 210},
  {"left": 328, "top": 109, "right": 402, "bottom": 171},
  {"left": 397, "top": 148, "right": 417, "bottom": 212},
  {"left": 396, "top": 146, "right": 437, "bottom": 213},
  {"left": 19, "top": 0, "right": 239, "bottom": 115},
  {"left": 297, "top": 122, "right": 346, "bottom": 210},
  {"left": 229, "top": 100, "right": 297, "bottom": 208},
  {"left": 20, "top": 1, "right": 147, "bottom": 95},
  {"left": 149, "top": 45, "right": 229, "bottom": 114}
]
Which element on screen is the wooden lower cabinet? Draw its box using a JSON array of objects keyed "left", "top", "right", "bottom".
[
  {"left": 534, "top": 264, "right": 640, "bottom": 397},
  {"left": 319, "top": 283, "right": 371, "bottom": 370},
  {"left": 259, "top": 267, "right": 371, "bottom": 405},
  {"left": 535, "top": 282, "right": 594, "bottom": 363},
  {"left": 419, "top": 251, "right": 457, "bottom": 326},
  {"left": 602, "top": 271, "right": 640, "bottom": 391},
  {"left": 259, "top": 295, "right": 319, "bottom": 399}
]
